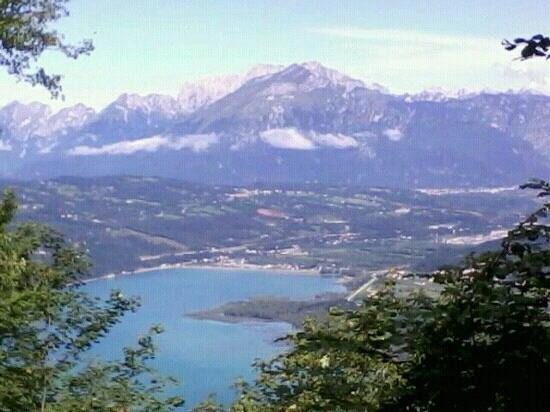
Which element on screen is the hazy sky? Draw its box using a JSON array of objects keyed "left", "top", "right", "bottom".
[{"left": 1, "top": 0, "right": 548, "bottom": 110}]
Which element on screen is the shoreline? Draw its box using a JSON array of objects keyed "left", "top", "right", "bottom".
[
  {"left": 80, "top": 261, "right": 328, "bottom": 284},
  {"left": 187, "top": 292, "right": 351, "bottom": 328}
]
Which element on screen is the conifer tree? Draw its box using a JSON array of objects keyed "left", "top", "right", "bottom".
[{"left": 0, "top": 190, "right": 183, "bottom": 411}]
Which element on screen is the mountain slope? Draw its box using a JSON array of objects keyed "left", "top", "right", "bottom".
[
  {"left": 177, "top": 64, "right": 284, "bottom": 113},
  {"left": 1, "top": 62, "right": 549, "bottom": 186}
]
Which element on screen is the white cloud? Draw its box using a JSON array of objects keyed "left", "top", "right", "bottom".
[
  {"left": 259, "top": 129, "right": 360, "bottom": 150},
  {"left": 383, "top": 128, "right": 403, "bottom": 141},
  {"left": 311, "top": 132, "right": 358, "bottom": 149},
  {"left": 260, "top": 128, "right": 359, "bottom": 150},
  {"left": 0, "top": 140, "right": 12, "bottom": 151},
  {"left": 308, "top": 27, "right": 550, "bottom": 95},
  {"left": 260, "top": 128, "right": 315, "bottom": 150},
  {"left": 168, "top": 134, "right": 219, "bottom": 152},
  {"left": 68, "top": 134, "right": 218, "bottom": 156},
  {"left": 309, "top": 27, "right": 496, "bottom": 49},
  {"left": 69, "top": 136, "right": 166, "bottom": 155},
  {"left": 495, "top": 61, "right": 550, "bottom": 92},
  {"left": 446, "top": 229, "right": 508, "bottom": 245}
]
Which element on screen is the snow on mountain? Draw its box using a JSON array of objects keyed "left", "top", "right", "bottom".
[
  {"left": 78, "top": 93, "right": 185, "bottom": 145},
  {"left": 0, "top": 102, "right": 97, "bottom": 141},
  {"left": 35, "top": 104, "right": 97, "bottom": 137},
  {"left": 100, "top": 93, "right": 181, "bottom": 122},
  {"left": 0, "top": 62, "right": 380, "bottom": 147},
  {"left": 1, "top": 61, "right": 549, "bottom": 187},
  {"left": 176, "top": 60, "right": 373, "bottom": 109},
  {"left": 0, "top": 101, "right": 52, "bottom": 141},
  {"left": 0, "top": 102, "right": 98, "bottom": 156},
  {"left": 180, "top": 61, "right": 394, "bottom": 138},
  {"left": 404, "top": 87, "right": 550, "bottom": 103},
  {"left": 293, "top": 61, "right": 387, "bottom": 93},
  {"left": 256, "top": 61, "right": 370, "bottom": 95},
  {"left": 404, "top": 87, "right": 472, "bottom": 102},
  {"left": 177, "top": 64, "right": 284, "bottom": 113},
  {"left": 298, "top": 61, "right": 366, "bottom": 92}
]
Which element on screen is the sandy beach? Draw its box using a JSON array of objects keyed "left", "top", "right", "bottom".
[{"left": 80, "top": 261, "right": 323, "bottom": 284}]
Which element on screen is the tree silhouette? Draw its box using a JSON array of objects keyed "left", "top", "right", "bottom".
[
  {"left": 502, "top": 34, "right": 550, "bottom": 60},
  {"left": 0, "top": 0, "right": 93, "bottom": 98}
]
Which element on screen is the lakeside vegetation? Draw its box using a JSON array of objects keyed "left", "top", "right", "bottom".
[
  {"left": 228, "top": 180, "right": 550, "bottom": 411},
  {"left": 0, "top": 190, "right": 183, "bottom": 410},
  {"left": 189, "top": 293, "right": 353, "bottom": 328},
  {"left": 1, "top": 179, "right": 548, "bottom": 411},
  {"left": 1, "top": 1, "right": 549, "bottom": 410}
]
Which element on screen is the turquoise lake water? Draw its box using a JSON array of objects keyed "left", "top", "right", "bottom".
[{"left": 82, "top": 268, "right": 344, "bottom": 408}]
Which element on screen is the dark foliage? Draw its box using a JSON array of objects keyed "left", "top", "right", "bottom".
[
  {"left": 0, "top": 190, "right": 183, "bottom": 411},
  {"left": 0, "top": 0, "right": 93, "bottom": 97},
  {"left": 502, "top": 34, "right": 550, "bottom": 60},
  {"left": 231, "top": 181, "right": 550, "bottom": 411}
]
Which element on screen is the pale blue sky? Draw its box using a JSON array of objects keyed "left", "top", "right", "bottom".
[{"left": 1, "top": 0, "right": 548, "bottom": 110}]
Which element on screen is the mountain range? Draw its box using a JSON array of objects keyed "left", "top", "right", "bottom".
[{"left": 1, "top": 62, "right": 549, "bottom": 187}]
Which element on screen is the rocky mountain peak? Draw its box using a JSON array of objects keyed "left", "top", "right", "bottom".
[{"left": 177, "top": 64, "right": 284, "bottom": 113}]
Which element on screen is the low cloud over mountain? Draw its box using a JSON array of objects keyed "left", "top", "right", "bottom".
[{"left": 2, "top": 62, "right": 549, "bottom": 187}]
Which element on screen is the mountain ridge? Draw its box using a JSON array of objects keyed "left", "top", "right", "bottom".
[{"left": 1, "top": 61, "right": 549, "bottom": 187}]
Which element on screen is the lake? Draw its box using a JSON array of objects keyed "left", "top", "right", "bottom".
[{"left": 82, "top": 267, "right": 345, "bottom": 408}]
